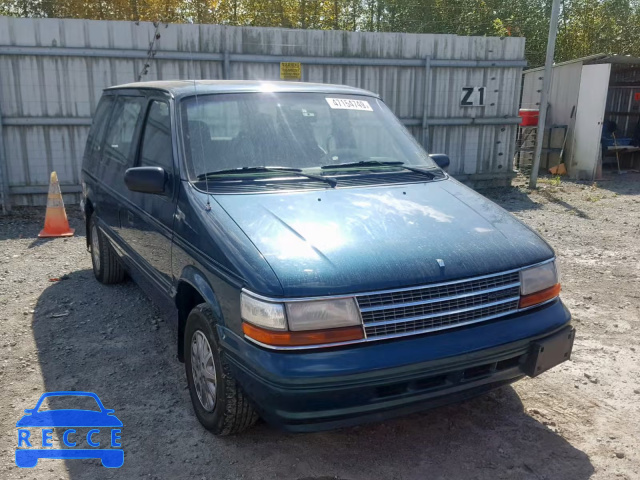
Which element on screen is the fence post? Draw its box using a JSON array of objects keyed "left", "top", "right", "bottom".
[
  {"left": 529, "top": 0, "right": 561, "bottom": 188},
  {"left": 422, "top": 55, "right": 432, "bottom": 151},
  {"left": 224, "top": 50, "right": 230, "bottom": 79},
  {"left": 0, "top": 87, "right": 10, "bottom": 213}
]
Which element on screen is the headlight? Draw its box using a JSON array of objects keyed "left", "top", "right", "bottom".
[
  {"left": 520, "top": 260, "right": 558, "bottom": 295},
  {"left": 240, "top": 293, "right": 286, "bottom": 330},
  {"left": 286, "top": 298, "right": 361, "bottom": 331},
  {"left": 519, "top": 261, "right": 561, "bottom": 308},
  {"left": 240, "top": 292, "right": 364, "bottom": 348}
]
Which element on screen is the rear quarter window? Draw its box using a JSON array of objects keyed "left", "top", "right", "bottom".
[
  {"left": 103, "top": 96, "right": 146, "bottom": 166},
  {"left": 83, "top": 95, "right": 114, "bottom": 171}
]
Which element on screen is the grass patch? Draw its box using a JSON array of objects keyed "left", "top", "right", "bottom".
[{"left": 538, "top": 175, "right": 562, "bottom": 187}]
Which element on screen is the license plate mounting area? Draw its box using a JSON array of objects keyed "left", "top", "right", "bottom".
[{"left": 525, "top": 326, "right": 575, "bottom": 378}]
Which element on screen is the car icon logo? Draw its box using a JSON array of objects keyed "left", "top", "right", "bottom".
[{"left": 15, "top": 391, "right": 123, "bottom": 468}]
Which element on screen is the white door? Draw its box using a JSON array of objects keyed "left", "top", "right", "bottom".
[{"left": 570, "top": 63, "right": 611, "bottom": 179}]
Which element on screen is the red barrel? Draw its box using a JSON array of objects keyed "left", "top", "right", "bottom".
[{"left": 519, "top": 109, "right": 539, "bottom": 126}]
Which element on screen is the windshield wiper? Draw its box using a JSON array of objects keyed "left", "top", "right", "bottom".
[
  {"left": 197, "top": 166, "right": 301, "bottom": 178},
  {"left": 320, "top": 160, "right": 436, "bottom": 179},
  {"left": 197, "top": 166, "right": 337, "bottom": 188}
]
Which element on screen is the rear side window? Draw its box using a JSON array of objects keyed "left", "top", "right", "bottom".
[
  {"left": 139, "top": 100, "right": 173, "bottom": 172},
  {"left": 103, "top": 96, "right": 145, "bottom": 165},
  {"left": 85, "top": 96, "right": 114, "bottom": 159}
]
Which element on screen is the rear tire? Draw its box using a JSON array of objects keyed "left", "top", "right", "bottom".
[
  {"left": 89, "top": 215, "right": 125, "bottom": 284},
  {"left": 185, "top": 304, "right": 259, "bottom": 435}
]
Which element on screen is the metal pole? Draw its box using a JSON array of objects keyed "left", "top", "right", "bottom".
[
  {"left": 422, "top": 55, "right": 432, "bottom": 151},
  {"left": 529, "top": 0, "right": 561, "bottom": 188},
  {"left": 0, "top": 87, "right": 10, "bottom": 213}
]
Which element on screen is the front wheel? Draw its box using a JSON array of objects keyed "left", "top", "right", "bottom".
[{"left": 184, "top": 304, "right": 259, "bottom": 435}]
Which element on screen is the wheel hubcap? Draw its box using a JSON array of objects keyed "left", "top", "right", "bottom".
[
  {"left": 91, "top": 224, "right": 100, "bottom": 271},
  {"left": 191, "top": 330, "right": 217, "bottom": 412}
]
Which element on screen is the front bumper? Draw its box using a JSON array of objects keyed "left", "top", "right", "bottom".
[{"left": 220, "top": 299, "right": 573, "bottom": 432}]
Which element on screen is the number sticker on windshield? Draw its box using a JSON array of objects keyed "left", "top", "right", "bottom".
[{"left": 325, "top": 98, "right": 373, "bottom": 111}]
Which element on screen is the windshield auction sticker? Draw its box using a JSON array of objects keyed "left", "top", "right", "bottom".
[{"left": 325, "top": 98, "right": 373, "bottom": 111}]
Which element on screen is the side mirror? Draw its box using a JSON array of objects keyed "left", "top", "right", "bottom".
[
  {"left": 124, "top": 167, "right": 166, "bottom": 194},
  {"left": 429, "top": 154, "right": 450, "bottom": 171}
]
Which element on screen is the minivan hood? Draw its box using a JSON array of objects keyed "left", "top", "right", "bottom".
[{"left": 216, "top": 179, "right": 553, "bottom": 297}]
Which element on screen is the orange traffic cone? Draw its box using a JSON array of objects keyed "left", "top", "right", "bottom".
[{"left": 38, "top": 171, "right": 75, "bottom": 238}]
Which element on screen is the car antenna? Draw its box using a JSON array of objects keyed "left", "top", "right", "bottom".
[{"left": 188, "top": 19, "right": 211, "bottom": 211}]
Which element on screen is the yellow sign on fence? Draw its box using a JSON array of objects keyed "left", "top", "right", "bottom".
[{"left": 280, "top": 62, "right": 302, "bottom": 80}]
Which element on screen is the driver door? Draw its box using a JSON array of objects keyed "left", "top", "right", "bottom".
[{"left": 119, "top": 97, "right": 178, "bottom": 293}]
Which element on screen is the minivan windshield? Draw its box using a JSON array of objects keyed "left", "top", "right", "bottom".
[{"left": 180, "top": 92, "right": 437, "bottom": 181}]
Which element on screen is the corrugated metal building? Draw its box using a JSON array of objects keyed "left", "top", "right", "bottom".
[
  {"left": 0, "top": 16, "right": 527, "bottom": 208},
  {"left": 522, "top": 54, "right": 640, "bottom": 180}
]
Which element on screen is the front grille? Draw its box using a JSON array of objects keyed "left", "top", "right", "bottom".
[
  {"left": 356, "top": 271, "right": 521, "bottom": 339},
  {"left": 357, "top": 271, "right": 520, "bottom": 308}
]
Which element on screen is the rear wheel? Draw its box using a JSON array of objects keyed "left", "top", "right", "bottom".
[
  {"left": 184, "top": 304, "right": 259, "bottom": 435},
  {"left": 89, "top": 216, "right": 125, "bottom": 284}
]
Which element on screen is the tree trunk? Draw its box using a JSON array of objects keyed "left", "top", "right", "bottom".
[
  {"left": 301, "top": 0, "right": 306, "bottom": 29},
  {"left": 130, "top": 0, "right": 139, "bottom": 21}
]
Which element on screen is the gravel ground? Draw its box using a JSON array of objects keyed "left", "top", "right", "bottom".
[{"left": 0, "top": 172, "right": 639, "bottom": 480}]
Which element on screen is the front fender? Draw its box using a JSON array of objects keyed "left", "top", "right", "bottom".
[{"left": 177, "top": 265, "right": 224, "bottom": 325}]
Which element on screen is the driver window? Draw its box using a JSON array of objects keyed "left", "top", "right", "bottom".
[{"left": 139, "top": 100, "right": 173, "bottom": 173}]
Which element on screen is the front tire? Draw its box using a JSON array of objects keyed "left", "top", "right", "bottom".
[
  {"left": 184, "top": 304, "right": 259, "bottom": 435},
  {"left": 89, "top": 215, "right": 125, "bottom": 284}
]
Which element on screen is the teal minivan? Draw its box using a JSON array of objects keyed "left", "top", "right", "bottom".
[{"left": 81, "top": 80, "right": 574, "bottom": 434}]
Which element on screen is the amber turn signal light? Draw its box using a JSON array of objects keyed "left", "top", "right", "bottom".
[
  {"left": 519, "top": 283, "right": 561, "bottom": 309},
  {"left": 242, "top": 322, "right": 364, "bottom": 347}
]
